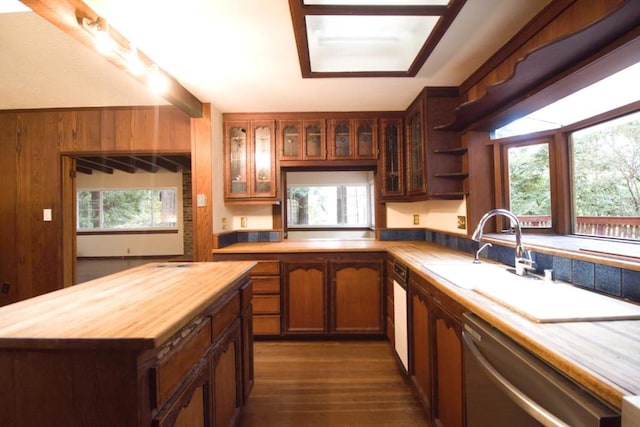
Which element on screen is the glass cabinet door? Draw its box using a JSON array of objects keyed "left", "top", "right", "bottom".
[
  {"left": 303, "top": 119, "right": 326, "bottom": 160},
  {"left": 252, "top": 120, "right": 276, "bottom": 197},
  {"left": 380, "top": 118, "right": 404, "bottom": 197},
  {"left": 406, "top": 106, "right": 426, "bottom": 195},
  {"left": 355, "top": 119, "right": 378, "bottom": 159},
  {"left": 329, "top": 119, "right": 353, "bottom": 159},
  {"left": 279, "top": 120, "right": 301, "bottom": 160},
  {"left": 226, "top": 122, "right": 249, "bottom": 198}
]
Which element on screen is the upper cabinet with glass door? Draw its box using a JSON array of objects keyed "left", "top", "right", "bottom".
[
  {"left": 379, "top": 117, "right": 404, "bottom": 199},
  {"left": 224, "top": 119, "right": 277, "bottom": 202},
  {"left": 278, "top": 119, "right": 327, "bottom": 161},
  {"left": 328, "top": 118, "right": 378, "bottom": 160}
]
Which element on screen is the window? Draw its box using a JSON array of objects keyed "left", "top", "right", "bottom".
[
  {"left": 77, "top": 188, "right": 177, "bottom": 231},
  {"left": 570, "top": 111, "right": 640, "bottom": 240},
  {"left": 506, "top": 142, "right": 552, "bottom": 229},
  {"left": 286, "top": 171, "right": 374, "bottom": 228}
]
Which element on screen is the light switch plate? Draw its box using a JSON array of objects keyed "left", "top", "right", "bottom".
[
  {"left": 43, "top": 209, "right": 52, "bottom": 222},
  {"left": 196, "top": 194, "right": 206, "bottom": 207}
]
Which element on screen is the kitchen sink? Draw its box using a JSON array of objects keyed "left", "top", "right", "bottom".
[{"left": 423, "top": 262, "right": 640, "bottom": 323}]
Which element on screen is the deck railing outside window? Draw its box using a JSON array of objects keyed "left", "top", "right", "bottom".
[{"left": 519, "top": 215, "right": 640, "bottom": 240}]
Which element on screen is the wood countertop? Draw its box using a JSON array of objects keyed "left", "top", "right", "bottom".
[
  {"left": 0, "top": 261, "right": 255, "bottom": 351},
  {"left": 387, "top": 242, "right": 640, "bottom": 410}
]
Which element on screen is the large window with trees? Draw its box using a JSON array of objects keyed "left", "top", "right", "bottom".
[
  {"left": 77, "top": 188, "right": 178, "bottom": 231},
  {"left": 570, "top": 111, "right": 640, "bottom": 240},
  {"left": 493, "top": 58, "right": 640, "bottom": 243}
]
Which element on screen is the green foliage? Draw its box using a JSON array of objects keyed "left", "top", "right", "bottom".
[
  {"left": 509, "top": 144, "right": 551, "bottom": 216},
  {"left": 573, "top": 117, "right": 640, "bottom": 216}
]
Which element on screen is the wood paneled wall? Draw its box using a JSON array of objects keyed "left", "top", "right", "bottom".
[
  {"left": 0, "top": 106, "right": 195, "bottom": 306},
  {"left": 462, "top": 0, "right": 625, "bottom": 103}
]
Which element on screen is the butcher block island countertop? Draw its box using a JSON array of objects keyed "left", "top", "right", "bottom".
[
  {"left": 0, "top": 261, "right": 255, "bottom": 349},
  {"left": 0, "top": 261, "right": 256, "bottom": 427},
  {"left": 214, "top": 240, "right": 640, "bottom": 411}
]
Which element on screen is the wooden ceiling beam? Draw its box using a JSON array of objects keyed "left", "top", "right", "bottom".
[
  {"left": 20, "top": 0, "right": 203, "bottom": 118},
  {"left": 82, "top": 156, "right": 136, "bottom": 173},
  {"left": 135, "top": 155, "right": 180, "bottom": 173},
  {"left": 164, "top": 155, "right": 191, "bottom": 171},
  {"left": 76, "top": 165, "right": 93, "bottom": 175},
  {"left": 106, "top": 156, "right": 159, "bottom": 173},
  {"left": 76, "top": 159, "right": 113, "bottom": 174}
]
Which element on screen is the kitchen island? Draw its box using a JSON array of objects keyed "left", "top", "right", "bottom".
[
  {"left": 213, "top": 239, "right": 640, "bottom": 421},
  {"left": 0, "top": 261, "right": 255, "bottom": 427}
]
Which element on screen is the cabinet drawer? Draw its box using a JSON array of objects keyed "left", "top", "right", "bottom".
[
  {"left": 213, "top": 293, "right": 241, "bottom": 337},
  {"left": 252, "top": 276, "right": 280, "bottom": 294},
  {"left": 252, "top": 261, "right": 280, "bottom": 275},
  {"left": 253, "top": 295, "right": 280, "bottom": 314},
  {"left": 253, "top": 315, "right": 281, "bottom": 335},
  {"left": 153, "top": 317, "right": 212, "bottom": 407}
]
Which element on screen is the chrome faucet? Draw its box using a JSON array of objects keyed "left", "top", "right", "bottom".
[{"left": 471, "top": 208, "right": 535, "bottom": 276}]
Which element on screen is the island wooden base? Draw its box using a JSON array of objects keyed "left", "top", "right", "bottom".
[{"left": 0, "top": 262, "right": 255, "bottom": 427}]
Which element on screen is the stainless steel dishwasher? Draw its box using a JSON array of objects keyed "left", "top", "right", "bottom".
[{"left": 463, "top": 313, "right": 620, "bottom": 427}]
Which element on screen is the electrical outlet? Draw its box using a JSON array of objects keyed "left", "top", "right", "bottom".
[
  {"left": 413, "top": 214, "right": 420, "bottom": 225},
  {"left": 240, "top": 217, "right": 247, "bottom": 228},
  {"left": 457, "top": 216, "right": 467, "bottom": 230},
  {"left": 221, "top": 217, "right": 227, "bottom": 230}
]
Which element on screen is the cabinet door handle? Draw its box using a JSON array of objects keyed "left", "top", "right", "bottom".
[{"left": 462, "top": 331, "right": 569, "bottom": 427}]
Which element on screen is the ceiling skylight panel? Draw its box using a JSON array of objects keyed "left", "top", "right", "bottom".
[{"left": 306, "top": 15, "right": 438, "bottom": 72}]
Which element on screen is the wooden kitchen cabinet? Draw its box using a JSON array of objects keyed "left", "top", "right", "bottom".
[
  {"left": 434, "top": 307, "right": 463, "bottom": 427},
  {"left": 410, "top": 282, "right": 433, "bottom": 418},
  {"left": 328, "top": 118, "right": 353, "bottom": 160},
  {"left": 278, "top": 119, "right": 326, "bottom": 161},
  {"left": 283, "top": 260, "right": 328, "bottom": 334},
  {"left": 355, "top": 118, "right": 378, "bottom": 159},
  {"left": 303, "top": 119, "right": 326, "bottom": 160},
  {"left": 282, "top": 253, "right": 385, "bottom": 337},
  {"left": 404, "top": 88, "right": 465, "bottom": 200},
  {"left": 379, "top": 117, "right": 404, "bottom": 199},
  {"left": 331, "top": 259, "right": 383, "bottom": 334},
  {"left": 213, "top": 318, "right": 243, "bottom": 427},
  {"left": 0, "top": 262, "right": 254, "bottom": 427},
  {"left": 211, "top": 255, "right": 282, "bottom": 338},
  {"left": 224, "top": 119, "right": 277, "bottom": 202},
  {"left": 328, "top": 118, "right": 378, "bottom": 160},
  {"left": 408, "top": 268, "right": 464, "bottom": 427}
]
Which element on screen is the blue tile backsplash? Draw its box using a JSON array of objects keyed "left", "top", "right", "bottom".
[
  {"left": 595, "top": 264, "right": 621, "bottom": 296},
  {"left": 381, "top": 228, "right": 640, "bottom": 304},
  {"left": 572, "top": 260, "right": 595, "bottom": 289}
]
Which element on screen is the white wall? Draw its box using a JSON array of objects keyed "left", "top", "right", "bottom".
[
  {"left": 76, "top": 170, "right": 184, "bottom": 257},
  {"left": 386, "top": 198, "right": 467, "bottom": 234}
]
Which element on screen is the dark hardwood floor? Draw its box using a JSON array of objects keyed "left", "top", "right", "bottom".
[{"left": 239, "top": 341, "right": 432, "bottom": 427}]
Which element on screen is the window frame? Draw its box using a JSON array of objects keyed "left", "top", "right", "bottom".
[
  {"left": 492, "top": 100, "right": 640, "bottom": 242},
  {"left": 285, "top": 182, "right": 374, "bottom": 230},
  {"left": 76, "top": 187, "right": 179, "bottom": 233}
]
